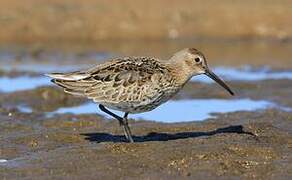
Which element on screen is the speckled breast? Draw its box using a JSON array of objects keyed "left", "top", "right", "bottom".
[{"left": 101, "top": 85, "right": 181, "bottom": 114}]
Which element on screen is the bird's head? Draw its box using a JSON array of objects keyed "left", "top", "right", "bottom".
[{"left": 171, "top": 48, "right": 234, "bottom": 95}]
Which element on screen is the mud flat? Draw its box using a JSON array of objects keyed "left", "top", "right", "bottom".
[
  {"left": 1, "top": 79, "right": 292, "bottom": 179},
  {"left": 0, "top": 106, "right": 291, "bottom": 179}
]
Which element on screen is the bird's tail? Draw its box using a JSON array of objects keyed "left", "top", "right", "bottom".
[
  {"left": 45, "top": 72, "right": 89, "bottom": 81},
  {"left": 45, "top": 72, "right": 93, "bottom": 96}
]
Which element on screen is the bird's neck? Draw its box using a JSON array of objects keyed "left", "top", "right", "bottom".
[{"left": 165, "top": 58, "right": 193, "bottom": 86}]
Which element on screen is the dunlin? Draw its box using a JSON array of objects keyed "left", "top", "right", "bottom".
[{"left": 46, "top": 48, "right": 234, "bottom": 142}]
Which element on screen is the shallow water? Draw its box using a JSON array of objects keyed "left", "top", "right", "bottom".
[
  {"left": 1, "top": 66, "right": 292, "bottom": 93},
  {"left": 192, "top": 66, "right": 292, "bottom": 83},
  {"left": 1, "top": 45, "right": 292, "bottom": 122},
  {"left": 17, "top": 105, "right": 33, "bottom": 113},
  {"left": 0, "top": 157, "right": 31, "bottom": 168},
  {"left": 47, "top": 99, "right": 286, "bottom": 123},
  {"left": 0, "top": 76, "right": 50, "bottom": 92},
  {"left": 0, "top": 159, "right": 8, "bottom": 163}
]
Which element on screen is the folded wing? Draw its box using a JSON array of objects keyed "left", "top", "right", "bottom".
[{"left": 46, "top": 57, "right": 170, "bottom": 104}]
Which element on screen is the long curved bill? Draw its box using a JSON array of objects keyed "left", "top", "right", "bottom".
[{"left": 205, "top": 70, "right": 234, "bottom": 95}]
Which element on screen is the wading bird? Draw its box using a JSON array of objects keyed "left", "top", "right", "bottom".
[{"left": 47, "top": 48, "right": 234, "bottom": 142}]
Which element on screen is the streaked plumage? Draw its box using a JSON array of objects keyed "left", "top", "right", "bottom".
[{"left": 47, "top": 48, "right": 234, "bottom": 142}]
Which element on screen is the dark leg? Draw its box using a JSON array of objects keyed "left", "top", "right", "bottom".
[
  {"left": 123, "top": 113, "right": 134, "bottom": 143},
  {"left": 99, "top": 104, "right": 134, "bottom": 143},
  {"left": 99, "top": 104, "right": 123, "bottom": 124}
]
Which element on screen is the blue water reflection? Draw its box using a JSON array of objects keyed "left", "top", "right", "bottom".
[
  {"left": 1, "top": 66, "right": 292, "bottom": 93},
  {"left": 193, "top": 66, "right": 292, "bottom": 83},
  {"left": 0, "top": 76, "right": 50, "bottom": 92},
  {"left": 50, "top": 99, "right": 279, "bottom": 123}
]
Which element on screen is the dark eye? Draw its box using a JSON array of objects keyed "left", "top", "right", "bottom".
[{"left": 195, "top": 57, "right": 201, "bottom": 63}]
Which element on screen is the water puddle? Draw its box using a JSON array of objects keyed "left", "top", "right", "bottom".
[
  {"left": 0, "top": 157, "right": 30, "bottom": 168},
  {"left": 1, "top": 66, "right": 292, "bottom": 93},
  {"left": 192, "top": 66, "right": 292, "bottom": 83},
  {"left": 17, "top": 105, "right": 33, "bottom": 113},
  {"left": 0, "top": 76, "right": 50, "bottom": 92},
  {"left": 47, "top": 99, "right": 287, "bottom": 123},
  {"left": 0, "top": 159, "right": 8, "bottom": 163}
]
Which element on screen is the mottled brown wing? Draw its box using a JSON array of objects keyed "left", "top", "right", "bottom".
[
  {"left": 51, "top": 57, "right": 171, "bottom": 105},
  {"left": 84, "top": 57, "right": 169, "bottom": 104}
]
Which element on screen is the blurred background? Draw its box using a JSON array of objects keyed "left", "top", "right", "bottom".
[
  {"left": 0, "top": 0, "right": 292, "bottom": 68},
  {"left": 1, "top": 0, "right": 292, "bottom": 42}
]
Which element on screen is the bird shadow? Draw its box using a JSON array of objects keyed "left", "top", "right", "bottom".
[{"left": 80, "top": 125, "right": 256, "bottom": 143}]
